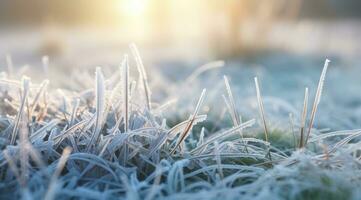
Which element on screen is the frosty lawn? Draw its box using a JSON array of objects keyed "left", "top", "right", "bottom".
[{"left": 1, "top": 47, "right": 361, "bottom": 200}]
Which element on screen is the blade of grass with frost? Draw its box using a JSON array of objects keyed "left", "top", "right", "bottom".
[
  {"left": 10, "top": 76, "right": 30, "bottom": 145},
  {"left": 304, "top": 59, "right": 330, "bottom": 146},
  {"left": 196, "top": 127, "right": 205, "bottom": 147},
  {"left": 189, "top": 152, "right": 265, "bottom": 161},
  {"left": 224, "top": 75, "right": 248, "bottom": 152},
  {"left": 191, "top": 119, "right": 255, "bottom": 154},
  {"left": 19, "top": 116, "right": 29, "bottom": 186},
  {"left": 80, "top": 136, "right": 122, "bottom": 181},
  {"left": 222, "top": 94, "right": 232, "bottom": 113},
  {"left": 67, "top": 154, "right": 121, "bottom": 181},
  {"left": 130, "top": 44, "right": 151, "bottom": 110},
  {"left": 107, "top": 81, "right": 124, "bottom": 134},
  {"left": 170, "top": 89, "right": 206, "bottom": 155},
  {"left": 288, "top": 113, "right": 296, "bottom": 150},
  {"left": 166, "top": 114, "right": 207, "bottom": 140},
  {"left": 86, "top": 67, "right": 105, "bottom": 152},
  {"left": 129, "top": 80, "right": 137, "bottom": 100},
  {"left": 26, "top": 92, "right": 31, "bottom": 122},
  {"left": 109, "top": 81, "right": 122, "bottom": 108},
  {"left": 147, "top": 116, "right": 207, "bottom": 157},
  {"left": 120, "top": 56, "right": 130, "bottom": 166},
  {"left": 122, "top": 55, "right": 129, "bottom": 132},
  {"left": 299, "top": 87, "right": 309, "bottom": 148},
  {"left": 224, "top": 76, "right": 241, "bottom": 126},
  {"left": 214, "top": 141, "right": 224, "bottom": 179},
  {"left": 37, "top": 88, "right": 49, "bottom": 121},
  {"left": 57, "top": 89, "right": 69, "bottom": 122},
  {"left": 70, "top": 98, "right": 80, "bottom": 126},
  {"left": 329, "top": 130, "right": 361, "bottom": 153},
  {"left": 308, "top": 129, "right": 361, "bottom": 143},
  {"left": 44, "top": 147, "right": 72, "bottom": 200},
  {"left": 30, "top": 119, "right": 59, "bottom": 143},
  {"left": 254, "top": 77, "right": 272, "bottom": 160},
  {"left": 254, "top": 77, "right": 269, "bottom": 142},
  {"left": 186, "top": 60, "right": 225, "bottom": 83},
  {"left": 184, "top": 164, "right": 263, "bottom": 179},
  {"left": 54, "top": 118, "right": 90, "bottom": 145},
  {"left": 30, "top": 79, "right": 49, "bottom": 115},
  {"left": 147, "top": 132, "right": 169, "bottom": 157},
  {"left": 109, "top": 112, "right": 123, "bottom": 135}
]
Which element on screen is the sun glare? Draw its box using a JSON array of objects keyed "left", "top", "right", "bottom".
[{"left": 118, "top": 0, "right": 148, "bottom": 17}]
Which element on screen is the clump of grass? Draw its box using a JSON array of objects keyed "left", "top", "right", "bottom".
[{"left": 1, "top": 52, "right": 361, "bottom": 200}]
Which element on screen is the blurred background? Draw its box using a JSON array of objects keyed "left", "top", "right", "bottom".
[
  {"left": 1, "top": 0, "right": 361, "bottom": 64},
  {"left": 1, "top": 0, "right": 361, "bottom": 129}
]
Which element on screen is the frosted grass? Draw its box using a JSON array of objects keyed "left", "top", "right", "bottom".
[{"left": 1, "top": 52, "right": 361, "bottom": 200}]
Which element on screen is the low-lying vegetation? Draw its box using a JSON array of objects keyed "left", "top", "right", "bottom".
[{"left": 1, "top": 46, "right": 361, "bottom": 200}]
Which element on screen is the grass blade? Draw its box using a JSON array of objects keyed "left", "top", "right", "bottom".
[
  {"left": 130, "top": 43, "right": 152, "bottom": 110},
  {"left": 10, "top": 76, "right": 30, "bottom": 145},
  {"left": 86, "top": 67, "right": 105, "bottom": 152},
  {"left": 299, "top": 87, "right": 308, "bottom": 148},
  {"left": 170, "top": 89, "right": 206, "bottom": 155},
  {"left": 304, "top": 59, "right": 330, "bottom": 146},
  {"left": 122, "top": 55, "right": 130, "bottom": 132},
  {"left": 254, "top": 77, "right": 269, "bottom": 142},
  {"left": 224, "top": 75, "right": 247, "bottom": 152}
]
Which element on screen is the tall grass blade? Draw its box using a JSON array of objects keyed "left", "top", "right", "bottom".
[
  {"left": 254, "top": 77, "right": 269, "bottom": 142},
  {"left": 86, "top": 67, "right": 105, "bottom": 152},
  {"left": 224, "top": 75, "right": 247, "bottom": 152},
  {"left": 122, "top": 55, "right": 130, "bottom": 132},
  {"left": 30, "top": 79, "right": 49, "bottom": 115},
  {"left": 170, "top": 89, "right": 206, "bottom": 155},
  {"left": 254, "top": 77, "right": 272, "bottom": 160},
  {"left": 299, "top": 87, "right": 308, "bottom": 148},
  {"left": 304, "top": 59, "right": 330, "bottom": 146},
  {"left": 130, "top": 43, "right": 152, "bottom": 110},
  {"left": 288, "top": 113, "right": 296, "bottom": 150},
  {"left": 10, "top": 76, "right": 30, "bottom": 145}
]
